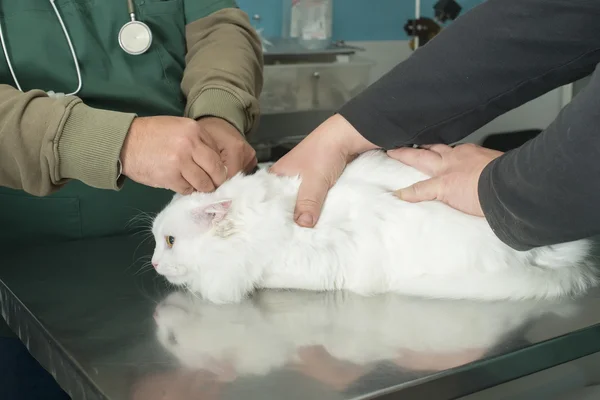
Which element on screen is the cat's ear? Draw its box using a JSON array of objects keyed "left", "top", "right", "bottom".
[{"left": 192, "top": 199, "right": 232, "bottom": 225}]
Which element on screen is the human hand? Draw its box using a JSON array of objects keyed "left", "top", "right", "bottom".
[
  {"left": 196, "top": 117, "right": 257, "bottom": 178},
  {"left": 120, "top": 116, "right": 227, "bottom": 194},
  {"left": 388, "top": 143, "right": 503, "bottom": 217},
  {"left": 270, "top": 114, "right": 378, "bottom": 227}
]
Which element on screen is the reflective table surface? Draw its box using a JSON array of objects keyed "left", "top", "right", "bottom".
[{"left": 2, "top": 234, "right": 600, "bottom": 400}]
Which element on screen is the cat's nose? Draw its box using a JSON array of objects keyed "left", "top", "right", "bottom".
[{"left": 152, "top": 262, "right": 158, "bottom": 269}]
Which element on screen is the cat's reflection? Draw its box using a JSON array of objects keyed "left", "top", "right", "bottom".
[{"left": 153, "top": 290, "right": 578, "bottom": 385}]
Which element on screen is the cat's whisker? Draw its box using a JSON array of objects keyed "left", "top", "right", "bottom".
[
  {"left": 125, "top": 209, "right": 157, "bottom": 235},
  {"left": 135, "top": 268, "right": 156, "bottom": 277},
  {"left": 130, "top": 235, "right": 156, "bottom": 269},
  {"left": 126, "top": 220, "right": 153, "bottom": 232},
  {"left": 126, "top": 254, "right": 152, "bottom": 272},
  {"left": 133, "top": 260, "right": 156, "bottom": 276},
  {"left": 131, "top": 229, "right": 152, "bottom": 237}
]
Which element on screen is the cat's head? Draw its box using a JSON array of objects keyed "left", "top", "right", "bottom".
[{"left": 151, "top": 192, "right": 260, "bottom": 304}]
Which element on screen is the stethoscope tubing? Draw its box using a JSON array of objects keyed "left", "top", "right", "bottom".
[{"left": 0, "top": 0, "right": 151, "bottom": 98}]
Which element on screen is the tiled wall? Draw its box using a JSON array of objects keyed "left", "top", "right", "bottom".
[{"left": 237, "top": 0, "right": 486, "bottom": 41}]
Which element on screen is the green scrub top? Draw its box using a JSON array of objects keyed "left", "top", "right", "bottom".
[{"left": 0, "top": 0, "right": 236, "bottom": 246}]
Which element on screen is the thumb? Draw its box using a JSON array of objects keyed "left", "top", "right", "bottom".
[
  {"left": 294, "top": 175, "right": 330, "bottom": 228},
  {"left": 394, "top": 177, "right": 442, "bottom": 203}
]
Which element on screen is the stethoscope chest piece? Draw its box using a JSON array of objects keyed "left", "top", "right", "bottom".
[{"left": 119, "top": 19, "right": 152, "bottom": 55}]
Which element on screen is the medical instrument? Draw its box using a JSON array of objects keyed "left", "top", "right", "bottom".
[
  {"left": 0, "top": 0, "right": 152, "bottom": 99},
  {"left": 405, "top": 0, "right": 462, "bottom": 51},
  {"left": 434, "top": 0, "right": 462, "bottom": 23},
  {"left": 119, "top": 0, "right": 153, "bottom": 55},
  {"left": 283, "top": 0, "right": 333, "bottom": 51},
  {"left": 414, "top": 0, "right": 421, "bottom": 49},
  {"left": 0, "top": 0, "right": 82, "bottom": 98}
]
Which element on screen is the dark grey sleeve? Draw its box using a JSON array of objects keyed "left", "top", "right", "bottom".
[
  {"left": 478, "top": 63, "right": 600, "bottom": 250},
  {"left": 337, "top": 0, "right": 600, "bottom": 149}
]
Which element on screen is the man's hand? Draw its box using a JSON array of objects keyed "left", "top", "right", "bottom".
[
  {"left": 120, "top": 116, "right": 228, "bottom": 194},
  {"left": 196, "top": 117, "right": 257, "bottom": 178},
  {"left": 388, "top": 143, "right": 503, "bottom": 217},
  {"left": 270, "top": 114, "right": 378, "bottom": 227}
]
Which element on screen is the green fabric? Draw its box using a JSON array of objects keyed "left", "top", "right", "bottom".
[
  {"left": 0, "top": 0, "right": 237, "bottom": 244},
  {"left": 0, "top": 182, "right": 173, "bottom": 246}
]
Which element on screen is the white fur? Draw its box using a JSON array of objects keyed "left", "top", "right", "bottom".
[
  {"left": 153, "top": 290, "right": 578, "bottom": 379},
  {"left": 150, "top": 150, "right": 597, "bottom": 304}
]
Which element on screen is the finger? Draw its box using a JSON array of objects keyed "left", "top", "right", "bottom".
[
  {"left": 268, "top": 159, "right": 288, "bottom": 176},
  {"left": 393, "top": 177, "right": 443, "bottom": 203},
  {"left": 191, "top": 145, "right": 228, "bottom": 186},
  {"left": 387, "top": 147, "right": 443, "bottom": 176},
  {"left": 294, "top": 174, "right": 330, "bottom": 228},
  {"left": 243, "top": 154, "right": 258, "bottom": 174},
  {"left": 420, "top": 144, "right": 452, "bottom": 154},
  {"left": 197, "top": 128, "right": 220, "bottom": 153},
  {"left": 243, "top": 146, "right": 257, "bottom": 168},
  {"left": 268, "top": 163, "right": 284, "bottom": 176},
  {"left": 182, "top": 160, "right": 216, "bottom": 192},
  {"left": 170, "top": 175, "right": 195, "bottom": 195},
  {"left": 220, "top": 147, "right": 245, "bottom": 179}
]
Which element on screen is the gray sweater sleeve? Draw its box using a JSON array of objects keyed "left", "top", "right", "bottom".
[
  {"left": 479, "top": 65, "right": 600, "bottom": 250},
  {"left": 338, "top": 0, "right": 600, "bottom": 148},
  {"left": 337, "top": 0, "right": 600, "bottom": 249}
]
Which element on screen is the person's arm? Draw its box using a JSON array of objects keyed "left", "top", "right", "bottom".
[
  {"left": 478, "top": 63, "right": 600, "bottom": 250},
  {"left": 180, "top": 5, "right": 263, "bottom": 136},
  {"left": 338, "top": 0, "right": 600, "bottom": 149},
  {"left": 0, "top": 85, "right": 135, "bottom": 196}
]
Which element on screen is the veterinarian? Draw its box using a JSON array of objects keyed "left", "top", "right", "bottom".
[
  {"left": 0, "top": 1, "right": 262, "bottom": 245},
  {"left": 271, "top": 0, "right": 600, "bottom": 252}
]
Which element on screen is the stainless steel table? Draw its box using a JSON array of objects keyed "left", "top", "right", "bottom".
[{"left": 1, "top": 234, "right": 600, "bottom": 400}]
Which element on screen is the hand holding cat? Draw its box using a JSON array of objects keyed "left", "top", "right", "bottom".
[
  {"left": 388, "top": 143, "right": 504, "bottom": 217},
  {"left": 196, "top": 117, "right": 258, "bottom": 179},
  {"left": 120, "top": 116, "right": 229, "bottom": 194},
  {"left": 270, "top": 114, "right": 378, "bottom": 227}
]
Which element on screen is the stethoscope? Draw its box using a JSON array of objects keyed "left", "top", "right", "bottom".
[{"left": 0, "top": 0, "right": 152, "bottom": 98}]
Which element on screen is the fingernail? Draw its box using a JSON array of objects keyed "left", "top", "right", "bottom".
[
  {"left": 393, "top": 189, "right": 405, "bottom": 200},
  {"left": 296, "top": 213, "right": 314, "bottom": 227}
]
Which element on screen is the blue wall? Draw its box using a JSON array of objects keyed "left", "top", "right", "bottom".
[{"left": 237, "top": 0, "right": 486, "bottom": 41}]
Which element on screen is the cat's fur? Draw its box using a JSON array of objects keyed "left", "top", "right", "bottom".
[
  {"left": 150, "top": 149, "right": 597, "bottom": 304},
  {"left": 154, "top": 290, "right": 578, "bottom": 379}
]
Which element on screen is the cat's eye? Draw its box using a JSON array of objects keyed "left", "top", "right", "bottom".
[{"left": 165, "top": 235, "right": 175, "bottom": 248}]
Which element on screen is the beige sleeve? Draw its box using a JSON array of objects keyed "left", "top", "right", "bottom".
[
  {"left": 181, "top": 7, "right": 264, "bottom": 136},
  {"left": 0, "top": 85, "right": 136, "bottom": 196}
]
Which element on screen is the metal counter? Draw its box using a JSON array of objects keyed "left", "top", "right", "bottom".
[{"left": 1, "top": 234, "right": 600, "bottom": 400}]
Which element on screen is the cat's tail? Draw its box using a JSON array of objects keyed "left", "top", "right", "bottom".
[{"left": 526, "top": 238, "right": 598, "bottom": 298}]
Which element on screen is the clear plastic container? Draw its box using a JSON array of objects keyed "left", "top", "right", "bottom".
[
  {"left": 260, "top": 56, "right": 374, "bottom": 114},
  {"left": 282, "top": 0, "right": 333, "bottom": 50}
]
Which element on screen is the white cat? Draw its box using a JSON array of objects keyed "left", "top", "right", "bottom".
[{"left": 150, "top": 149, "right": 597, "bottom": 304}]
